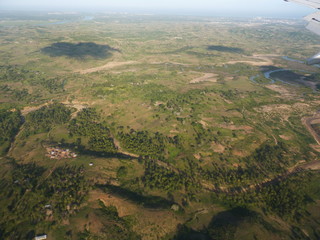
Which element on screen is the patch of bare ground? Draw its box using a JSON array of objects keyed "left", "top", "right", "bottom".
[
  {"left": 310, "top": 144, "right": 320, "bottom": 152},
  {"left": 222, "top": 54, "right": 278, "bottom": 66},
  {"left": 21, "top": 102, "right": 52, "bottom": 116},
  {"left": 225, "top": 76, "right": 234, "bottom": 81},
  {"left": 201, "top": 117, "right": 252, "bottom": 132},
  {"left": 219, "top": 123, "right": 253, "bottom": 133},
  {"left": 113, "top": 137, "right": 140, "bottom": 158},
  {"left": 257, "top": 103, "right": 311, "bottom": 122},
  {"left": 265, "top": 84, "right": 295, "bottom": 99},
  {"left": 21, "top": 100, "right": 88, "bottom": 118},
  {"left": 211, "top": 142, "right": 225, "bottom": 153},
  {"left": 279, "top": 135, "right": 292, "bottom": 141},
  {"left": 199, "top": 120, "right": 208, "bottom": 127},
  {"left": 300, "top": 160, "right": 320, "bottom": 170},
  {"left": 77, "top": 61, "right": 138, "bottom": 74},
  {"left": 89, "top": 190, "right": 138, "bottom": 217},
  {"left": 150, "top": 61, "right": 192, "bottom": 66},
  {"left": 189, "top": 73, "right": 218, "bottom": 84},
  {"left": 61, "top": 100, "right": 88, "bottom": 118},
  {"left": 232, "top": 150, "right": 247, "bottom": 157},
  {"left": 89, "top": 190, "right": 183, "bottom": 240},
  {"left": 169, "top": 129, "right": 179, "bottom": 134},
  {"left": 194, "top": 153, "right": 201, "bottom": 160}
]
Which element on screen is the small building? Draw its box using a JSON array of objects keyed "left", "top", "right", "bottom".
[
  {"left": 89, "top": 162, "right": 94, "bottom": 166},
  {"left": 34, "top": 235, "right": 47, "bottom": 240}
]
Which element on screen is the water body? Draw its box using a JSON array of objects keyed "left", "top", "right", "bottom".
[
  {"left": 250, "top": 56, "right": 315, "bottom": 86},
  {"left": 282, "top": 56, "right": 305, "bottom": 64},
  {"left": 249, "top": 74, "right": 259, "bottom": 83},
  {"left": 250, "top": 69, "right": 308, "bottom": 86}
]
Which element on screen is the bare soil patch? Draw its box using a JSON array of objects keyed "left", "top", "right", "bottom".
[
  {"left": 190, "top": 73, "right": 218, "bottom": 84},
  {"left": 279, "top": 135, "right": 292, "bottom": 141},
  {"left": 89, "top": 190, "right": 183, "bottom": 240},
  {"left": 21, "top": 103, "right": 51, "bottom": 116},
  {"left": 300, "top": 160, "right": 320, "bottom": 170},
  {"left": 89, "top": 190, "right": 138, "bottom": 217},
  {"left": 265, "top": 84, "right": 295, "bottom": 99},
  {"left": 211, "top": 142, "right": 225, "bottom": 153},
  {"left": 78, "top": 61, "right": 138, "bottom": 74},
  {"left": 302, "top": 113, "right": 320, "bottom": 145},
  {"left": 223, "top": 54, "right": 278, "bottom": 66},
  {"left": 219, "top": 123, "right": 253, "bottom": 133}
]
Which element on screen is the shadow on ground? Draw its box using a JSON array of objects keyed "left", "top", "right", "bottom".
[
  {"left": 41, "top": 42, "right": 120, "bottom": 59},
  {"left": 207, "top": 45, "right": 244, "bottom": 53},
  {"left": 173, "top": 207, "right": 279, "bottom": 240},
  {"left": 260, "top": 66, "right": 320, "bottom": 87},
  {"left": 97, "top": 184, "right": 177, "bottom": 209}
]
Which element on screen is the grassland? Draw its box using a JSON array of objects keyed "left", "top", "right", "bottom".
[{"left": 0, "top": 12, "right": 320, "bottom": 240}]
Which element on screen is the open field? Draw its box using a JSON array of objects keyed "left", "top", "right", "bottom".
[{"left": 0, "top": 12, "right": 320, "bottom": 240}]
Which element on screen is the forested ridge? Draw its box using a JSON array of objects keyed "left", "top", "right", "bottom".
[
  {"left": 0, "top": 103, "right": 319, "bottom": 240},
  {"left": 0, "top": 162, "right": 90, "bottom": 240},
  {"left": 23, "top": 103, "right": 72, "bottom": 136},
  {"left": 0, "top": 109, "right": 22, "bottom": 153}
]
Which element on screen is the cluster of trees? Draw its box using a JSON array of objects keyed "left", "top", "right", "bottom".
[
  {"left": 0, "top": 109, "right": 22, "bottom": 145},
  {"left": 200, "top": 143, "right": 289, "bottom": 188},
  {"left": 88, "top": 135, "right": 117, "bottom": 153},
  {"left": 220, "top": 171, "right": 313, "bottom": 220},
  {"left": 142, "top": 160, "right": 184, "bottom": 191},
  {"left": 200, "top": 163, "right": 260, "bottom": 187},
  {"left": 0, "top": 65, "right": 66, "bottom": 93},
  {"left": 69, "top": 108, "right": 108, "bottom": 137},
  {"left": 0, "top": 162, "right": 90, "bottom": 240},
  {"left": 42, "top": 165, "right": 90, "bottom": 218},
  {"left": 191, "top": 121, "right": 215, "bottom": 145},
  {"left": 142, "top": 160, "right": 199, "bottom": 193},
  {"left": 68, "top": 108, "right": 117, "bottom": 154},
  {"left": 247, "top": 142, "right": 289, "bottom": 174},
  {"left": 0, "top": 85, "right": 36, "bottom": 102},
  {"left": 23, "top": 103, "right": 71, "bottom": 136},
  {"left": 40, "top": 77, "right": 66, "bottom": 93},
  {"left": 117, "top": 130, "right": 165, "bottom": 157},
  {"left": 257, "top": 173, "right": 311, "bottom": 218},
  {"left": 78, "top": 201, "right": 141, "bottom": 240}
]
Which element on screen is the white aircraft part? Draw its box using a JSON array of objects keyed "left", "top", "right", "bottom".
[
  {"left": 306, "top": 20, "right": 320, "bottom": 35},
  {"left": 285, "top": 0, "right": 320, "bottom": 9},
  {"left": 285, "top": 0, "right": 320, "bottom": 64},
  {"left": 307, "top": 51, "right": 320, "bottom": 64}
]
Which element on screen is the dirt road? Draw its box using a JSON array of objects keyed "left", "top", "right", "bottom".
[{"left": 302, "top": 113, "right": 320, "bottom": 145}]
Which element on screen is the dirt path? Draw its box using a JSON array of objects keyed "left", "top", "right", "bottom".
[
  {"left": 112, "top": 137, "right": 139, "bottom": 158},
  {"left": 223, "top": 54, "right": 278, "bottom": 66},
  {"left": 61, "top": 101, "right": 88, "bottom": 118},
  {"left": 302, "top": 113, "right": 320, "bottom": 145},
  {"left": 77, "top": 61, "right": 138, "bottom": 74},
  {"left": 190, "top": 73, "right": 218, "bottom": 84},
  {"left": 21, "top": 102, "right": 53, "bottom": 116}
]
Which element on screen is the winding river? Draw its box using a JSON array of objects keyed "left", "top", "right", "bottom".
[{"left": 250, "top": 56, "right": 317, "bottom": 87}]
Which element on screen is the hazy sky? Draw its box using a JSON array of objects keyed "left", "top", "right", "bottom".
[{"left": 0, "top": 0, "right": 315, "bottom": 17}]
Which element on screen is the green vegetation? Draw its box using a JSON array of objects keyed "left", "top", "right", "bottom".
[
  {"left": 117, "top": 130, "right": 165, "bottom": 157},
  {"left": 23, "top": 103, "right": 72, "bottom": 136},
  {"left": 0, "top": 109, "right": 22, "bottom": 154},
  {"left": 0, "top": 162, "right": 89, "bottom": 240},
  {"left": 68, "top": 108, "right": 117, "bottom": 154},
  {"left": 76, "top": 201, "right": 141, "bottom": 240},
  {"left": 0, "top": 12, "right": 320, "bottom": 240}
]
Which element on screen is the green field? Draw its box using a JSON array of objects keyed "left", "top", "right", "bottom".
[{"left": 0, "top": 12, "right": 320, "bottom": 240}]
